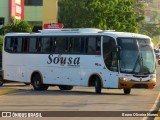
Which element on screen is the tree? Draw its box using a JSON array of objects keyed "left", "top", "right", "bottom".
[
  {"left": 58, "top": 0, "right": 144, "bottom": 32},
  {"left": 0, "top": 17, "right": 32, "bottom": 35},
  {"left": 0, "top": 36, "right": 3, "bottom": 53}
]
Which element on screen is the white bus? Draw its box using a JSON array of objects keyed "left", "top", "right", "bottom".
[{"left": 2, "top": 28, "right": 156, "bottom": 94}]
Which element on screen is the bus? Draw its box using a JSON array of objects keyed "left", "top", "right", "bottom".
[{"left": 2, "top": 28, "right": 156, "bottom": 94}]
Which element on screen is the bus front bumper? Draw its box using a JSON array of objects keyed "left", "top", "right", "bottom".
[{"left": 118, "top": 78, "right": 156, "bottom": 89}]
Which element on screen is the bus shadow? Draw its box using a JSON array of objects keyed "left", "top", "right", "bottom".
[
  {"left": 2, "top": 84, "right": 138, "bottom": 96},
  {"left": 10, "top": 89, "right": 138, "bottom": 96}
]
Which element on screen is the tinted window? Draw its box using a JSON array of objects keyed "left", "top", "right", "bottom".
[
  {"left": 5, "top": 37, "right": 23, "bottom": 52},
  {"left": 69, "top": 37, "right": 81, "bottom": 53},
  {"left": 55, "top": 37, "right": 68, "bottom": 53},
  {"left": 40, "top": 37, "right": 51, "bottom": 53},
  {"left": 86, "top": 37, "right": 101, "bottom": 54},
  {"left": 5, "top": 37, "right": 14, "bottom": 52},
  {"left": 28, "top": 37, "right": 38, "bottom": 53},
  {"left": 25, "top": 0, "right": 43, "bottom": 6},
  {"left": 14, "top": 38, "right": 23, "bottom": 52},
  {"left": 103, "top": 36, "right": 117, "bottom": 71}
]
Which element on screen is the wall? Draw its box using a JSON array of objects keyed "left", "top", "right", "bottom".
[
  {"left": 43, "top": 0, "right": 58, "bottom": 26},
  {"left": 0, "top": 0, "right": 9, "bottom": 25},
  {"left": 24, "top": 6, "right": 42, "bottom": 22}
]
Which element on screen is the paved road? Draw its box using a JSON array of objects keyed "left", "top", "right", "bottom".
[{"left": 0, "top": 63, "right": 159, "bottom": 120}]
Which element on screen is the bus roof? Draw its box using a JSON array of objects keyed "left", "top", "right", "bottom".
[{"left": 4, "top": 28, "right": 150, "bottom": 39}]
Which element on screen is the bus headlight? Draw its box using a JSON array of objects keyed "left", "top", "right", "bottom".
[
  {"left": 150, "top": 75, "right": 156, "bottom": 79},
  {"left": 119, "top": 77, "right": 128, "bottom": 81}
]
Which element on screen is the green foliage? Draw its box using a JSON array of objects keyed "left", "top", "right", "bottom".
[
  {"left": 58, "top": 0, "right": 144, "bottom": 32},
  {"left": 152, "top": 36, "right": 160, "bottom": 47},
  {"left": 138, "top": 21, "right": 160, "bottom": 37},
  {"left": 0, "top": 36, "right": 3, "bottom": 53},
  {"left": 0, "top": 17, "right": 32, "bottom": 35}
]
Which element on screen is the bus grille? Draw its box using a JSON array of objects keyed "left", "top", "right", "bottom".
[{"left": 132, "top": 84, "right": 148, "bottom": 88}]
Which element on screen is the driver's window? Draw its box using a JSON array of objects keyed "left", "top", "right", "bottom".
[{"left": 103, "top": 36, "right": 118, "bottom": 71}]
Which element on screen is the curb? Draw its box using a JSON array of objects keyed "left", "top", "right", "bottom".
[{"left": 0, "top": 89, "right": 20, "bottom": 95}]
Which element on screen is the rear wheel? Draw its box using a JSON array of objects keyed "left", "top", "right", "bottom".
[
  {"left": 95, "top": 77, "right": 102, "bottom": 94},
  {"left": 58, "top": 85, "right": 73, "bottom": 90},
  {"left": 123, "top": 88, "right": 131, "bottom": 94},
  {"left": 32, "top": 74, "right": 48, "bottom": 91}
]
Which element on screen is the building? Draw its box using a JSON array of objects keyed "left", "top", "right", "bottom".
[
  {"left": 0, "top": 0, "right": 58, "bottom": 31},
  {"left": 24, "top": 0, "right": 43, "bottom": 31},
  {"left": 0, "top": 0, "right": 24, "bottom": 26},
  {"left": 43, "top": 0, "right": 58, "bottom": 27}
]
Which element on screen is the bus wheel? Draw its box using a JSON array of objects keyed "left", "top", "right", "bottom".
[
  {"left": 58, "top": 85, "right": 73, "bottom": 90},
  {"left": 123, "top": 88, "right": 131, "bottom": 94},
  {"left": 95, "top": 77, "right": 102, "bottom": 94},
  {"left": 158, "top": 59, "right": 160, "bottom": 65},
  {"left": 32, "top": 74, "right": 48, "bottom": 91}
]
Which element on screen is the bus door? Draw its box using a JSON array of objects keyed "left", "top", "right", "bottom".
[{"left": 103, "top": 36, "right": 119, "bottom": 88}]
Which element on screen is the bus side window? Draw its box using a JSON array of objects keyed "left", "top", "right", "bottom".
[
  {"left": 86, "top": 37, "right": 96, "bottom": 54},
  {"left": 23, "top": 37, "right": 30, "bottom": 52},
  {"left": 69, "top": 37, "right": 81, "bottom": 54},
  {"left": 103, "top": 36, "right": 117, "bottom": 71},
  {"left": 96, "top": 37, "right": 101, "bottom": 54},
  {"left": 51, "top": 37, "right": 56, "bottom": 52},
  {"left": 86, "top": 36, "right": 101, "bottom": 54},
  {"left": 13, "top": 37, "right": 23, "bottom": 52},
  {"left": 28, "top": 37, "right": 38, "bottom": 53},
  {"left": 40, "top": 37, "right": 51, "bottom": 53},
  {"left": 5, "top": 37, "right": 14, "bottom": 52},
  {"left": 55, "top": 37, "right": 68, "bottom": 53}
]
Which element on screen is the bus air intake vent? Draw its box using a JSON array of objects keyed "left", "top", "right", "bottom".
[
  {"left": 132, "top": 84, "right": 148, "bottom": 89},
  {"left": 133, "top": 75, "right": 148, "bottom": 78}
]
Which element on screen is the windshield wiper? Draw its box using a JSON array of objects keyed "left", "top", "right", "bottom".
[{"left": 132, "top": 53, "right": 140, "bottom": 74}]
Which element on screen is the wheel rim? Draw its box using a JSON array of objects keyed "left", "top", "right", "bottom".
[{"left": 34, "top": 76, "right": 40, "bottom": 88}]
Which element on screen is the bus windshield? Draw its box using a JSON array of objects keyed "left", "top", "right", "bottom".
[{"left": 117, "top": 38, "right": 156, "bottom": 74}]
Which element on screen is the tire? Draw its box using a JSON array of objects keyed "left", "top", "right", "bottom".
[
  {"left": 59, "top": 85, "right": 73, "bottom": 90},
  {"left": 95, "top": 77, "right": 102, "bottom": 94},
  {"left": 42, "top": 84, "right": 49, "bottom": 90},
  {"left": 123, "top": 88, "right": 131, "bottom": 94},
  {"left": 158, "top": 59, "right": 160, "bottom": 65},
  {"left": 32, "top": 74, "right": 49, "bottom": 91}
]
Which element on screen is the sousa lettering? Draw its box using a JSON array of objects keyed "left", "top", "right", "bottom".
[{"left": 47, "top": 54, "right": 80, "bottom": 66}]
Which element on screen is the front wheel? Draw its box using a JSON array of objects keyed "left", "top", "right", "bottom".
[
  {"left": 95, "top": 77, "right": 102, "bottom": 94},
  {"left": 158, "top": 59, "right": 160, "bottom": 65},
  {"left": 32, "top": 74, "right": 48, "bottom": 91},
  {"left": 123, "top": 88, "right": 131, "bottom": 94}
]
